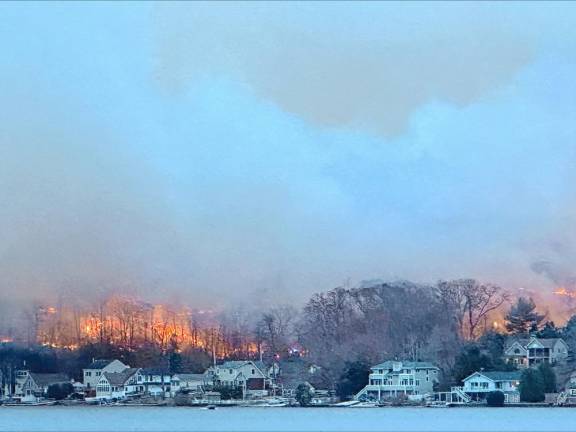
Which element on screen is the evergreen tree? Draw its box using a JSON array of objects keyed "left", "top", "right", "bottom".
[
  {"left": 519, "top": 368, "right": 545, "bottom": 402},
  {"left": 536, "top": 321, "right": 560, "bottom": 338},
  {"left": 168, "top": 337, "right": 183, "bottom": 374},
  {"left": 453, "top": 343, "right": 494, "bottom": 383},
  {"left": 505, "top": 298, "right": 545, "bottom": 335},
  {"left": 336, "top": 360, "right": 370, "bottom": 399},
  {"left": 478, "top": 331, "right": 516, "bottom": 370},
  {"left": 537, "top": 362, "right": 557, "bottom": 393},
  {"left": 486, "top": 391, "right": 505, "bottom": 407},
  {"left": 562, "top": 314, "right": 576, "bottom": 355},
  {"left": 295, "top": 383, "right": 313, "bottom": 406},
  {"left": 47, "top": 382, "right": 74, "bottom": 400}
]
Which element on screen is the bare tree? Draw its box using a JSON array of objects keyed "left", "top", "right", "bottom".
[{"left": 437, "top": 279, "right": 509, "bottom": 340}]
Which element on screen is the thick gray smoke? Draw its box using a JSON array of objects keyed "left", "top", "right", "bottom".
[{"left": 1, "top": 3, "right": 576, "bottom": 308}]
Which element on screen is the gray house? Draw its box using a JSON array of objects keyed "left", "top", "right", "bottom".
[
  {"left": 355, "top": 360, "right": 439, "bottom": 401},
  {"left": 504, "top": 337, "right": 569, "bottom": 368}
]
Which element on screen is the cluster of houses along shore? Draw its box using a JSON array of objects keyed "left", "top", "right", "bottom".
[{"left": 2, "top": 335, "right": 576, "bottom": 406}]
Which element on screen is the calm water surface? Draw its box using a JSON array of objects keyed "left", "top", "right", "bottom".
[{"left": 1, "top": 406, "right": 576, "bottom": 432}]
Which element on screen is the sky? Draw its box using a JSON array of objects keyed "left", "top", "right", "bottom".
[{"left": 1, "top": 2, "right": 576, "bottom": 306}]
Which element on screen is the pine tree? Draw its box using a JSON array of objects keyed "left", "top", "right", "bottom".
[
  {"left": 519, "top": 368, "right": 545, "bottom": 402},
  {"left": 537, "top": 321, "right": 560, "bottom": 338},
  {"left": 505, "top": 298, "right": 545, "bottom": 335},
  {"left": 537, "top": 362, "right": 557, "bottom": 393}
]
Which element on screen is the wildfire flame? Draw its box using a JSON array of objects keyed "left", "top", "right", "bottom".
[
  {"left": 35, "top": 295, "right": 259, "bottom": 357},
  {"left": 554, "top": 287, "right": 576, "bottom": 299}
]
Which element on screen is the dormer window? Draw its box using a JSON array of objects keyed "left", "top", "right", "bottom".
[{"left": 514, "top": 348, "right": 520, "bottom": 354}]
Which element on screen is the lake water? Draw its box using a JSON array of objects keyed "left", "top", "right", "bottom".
[{"left": 1, "top": 406, "right": 576, "bottom": 432}]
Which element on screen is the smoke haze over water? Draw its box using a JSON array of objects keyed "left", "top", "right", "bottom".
[{"left": 1, "top": 3, "right": 576, "bottom": 307}]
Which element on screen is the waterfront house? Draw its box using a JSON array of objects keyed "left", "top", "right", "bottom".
[
  {"left": 462, "top": 371, "right": 522, "bottom": 403},
  {"left": 207, "top": 360, "right": 272, "bottom": 397},
  {"left": 140, "top": 367, "right": 172, "bottom": 397},
  {"left": 18, "top": 372, "right": 71, "bottom": 402},
  {"left": 83, "top": 359, "right": 130, "bottom": 390},
  {"left": 504, "top": 337, "right": 568, "bottom": 367},
  {"left": 14, "top": 369, "right": 30, "bottom": 397},
  {"left": 355, "top": 360, "right": 439, "bottom": 401},
  {"left": 95, "top": 368, "right": 143, "bottom": 400},
  {"left": 171, "top": 373, "right": 207, "bottom": 396},
  {"left": 276, "top": 357, "right": 331, "bottom": 399}
]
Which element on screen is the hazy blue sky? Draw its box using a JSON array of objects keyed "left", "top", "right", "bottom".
[{"left": 1, "top": 2, "right": 576, "bottom": 305}]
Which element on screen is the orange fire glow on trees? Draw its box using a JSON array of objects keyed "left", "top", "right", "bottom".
[{"left": 35, "top": 295, "right": 258, "bottom": 357}]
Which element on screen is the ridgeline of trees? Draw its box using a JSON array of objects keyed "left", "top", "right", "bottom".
[{"left": 2, "top": 278, "right": 576, "bottom": 397}]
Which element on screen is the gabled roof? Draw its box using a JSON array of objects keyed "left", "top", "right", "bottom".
[
  {"left": 140, "top": 367, "right": 171, "bottom": 376},
  {"left": 29, "top": 373, "right": 70, "bottom": 388},
  {"left": 505, "top": 337, "right": 565, "bottom": 350},
  {"left": 371, "top": 361, "right": 439, "bottom": 370},
  {"left": 464, "top": 371, "right": 522, "bottom": 382},
  {"left": 86, "top": 359, "right": 114, "bottom": 370},
  {"left": 103, "top": 368, "right": 140, "bottom": 386},
  {"left": 219, "top": 360, "right": 268, "bottom": 375},
  {"left": 173, "top": 373, "right": 205, "bottom": 381}
]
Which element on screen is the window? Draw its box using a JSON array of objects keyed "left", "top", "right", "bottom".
[
  {"left": 426, "top": 377, "right": 429, "bottom": 382},
  {"left": 415, "top": 380, "right": 420, "bottom": 386},
  {"left": 86, "top": 371, "right": 91, "bottom": 377},
  {"left": 229, "top": 369, "right": 233, "bottom": 374},
  {"left": 251, "top": 369, "right": 255, "bottom": 375},
  {"left": 514, "top": 348, "right": 520, "bottom": 354},
  {"left": 96, "top": 372, "right": 101, "bottom": 376}
]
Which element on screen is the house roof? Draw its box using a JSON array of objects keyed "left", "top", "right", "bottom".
[
  {"left": 103, "top": 368, "right": 140, "bottom": 386},
  {"left": 277, "top": 358, "right": 331, "bottom": 390},
  {"left": 505, "top": 337, "right": 564, "bottom": 350},
  {"left": 466, "top": 371, "right": 522, "bottom": 382},
  {"left": 140, "top": 367, "right": 170, "bottom": 376},
  {"left": 86, "top": 359, "right": 114, "bottom": 370},
  {"left": 371, "top": 361, "right": 439, "bottom": 370},
  {"left": 218, "top": 360, "right": 268, "bottom": 375},
  {"left": 29, "top": 373, "right": 70, "bottom": 387},
  {"left": 174, "top": 373, "right": 205, "bottom": 381}
]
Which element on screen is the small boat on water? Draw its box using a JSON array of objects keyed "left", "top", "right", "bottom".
[{"left": 2, "top": 400, "right": 57, "bottom": 407}]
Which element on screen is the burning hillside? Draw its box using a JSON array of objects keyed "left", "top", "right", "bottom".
[{"left": 35, "top": 295, "right": 259, "bottom": 358}]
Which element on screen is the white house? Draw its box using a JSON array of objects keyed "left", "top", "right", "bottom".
[
  {"left": 171, "top": 373, "right": 207, "bottom": 396},
  {"left": 95, "top": 368, "right": 143, "bottom": 400},
  {"left": 14, "top": 369, "right": 30, "bottom": 397},
  {"left": 83, "top": 359, "right": 130, "bottom": 390},
  {"left": 462, "top": 371, "right": 522, "bottom": 403},
  {"left": 208, "top": 361, "right": 272, "bottom": 397},
  {"left": 504, "top": 337, "right": 569, "bottom": 368},
  {"left": 17, "top": 372, "right": 71, "bottom": 402},
  {"left": 355, "top": 361, "right": 439, "bottom": 401},
  {"left": 140, "top": 368, "right": 172, "bottom": 397}
]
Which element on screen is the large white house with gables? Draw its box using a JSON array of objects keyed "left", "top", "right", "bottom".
[
  {"left": 355, "top": 360, "right": 439, "bottom": 401},
  {"left": 83, "top": 359, "right": 130, "bottom": 390},
  {"left": 462, "top": 371, "right": 522, "bottom": 403},
  {"left": 504, "top": 337, "right": 569, "bottom": 368},
  {"left": 95, "top": 368, "right": 144, "bottom": 400}
]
